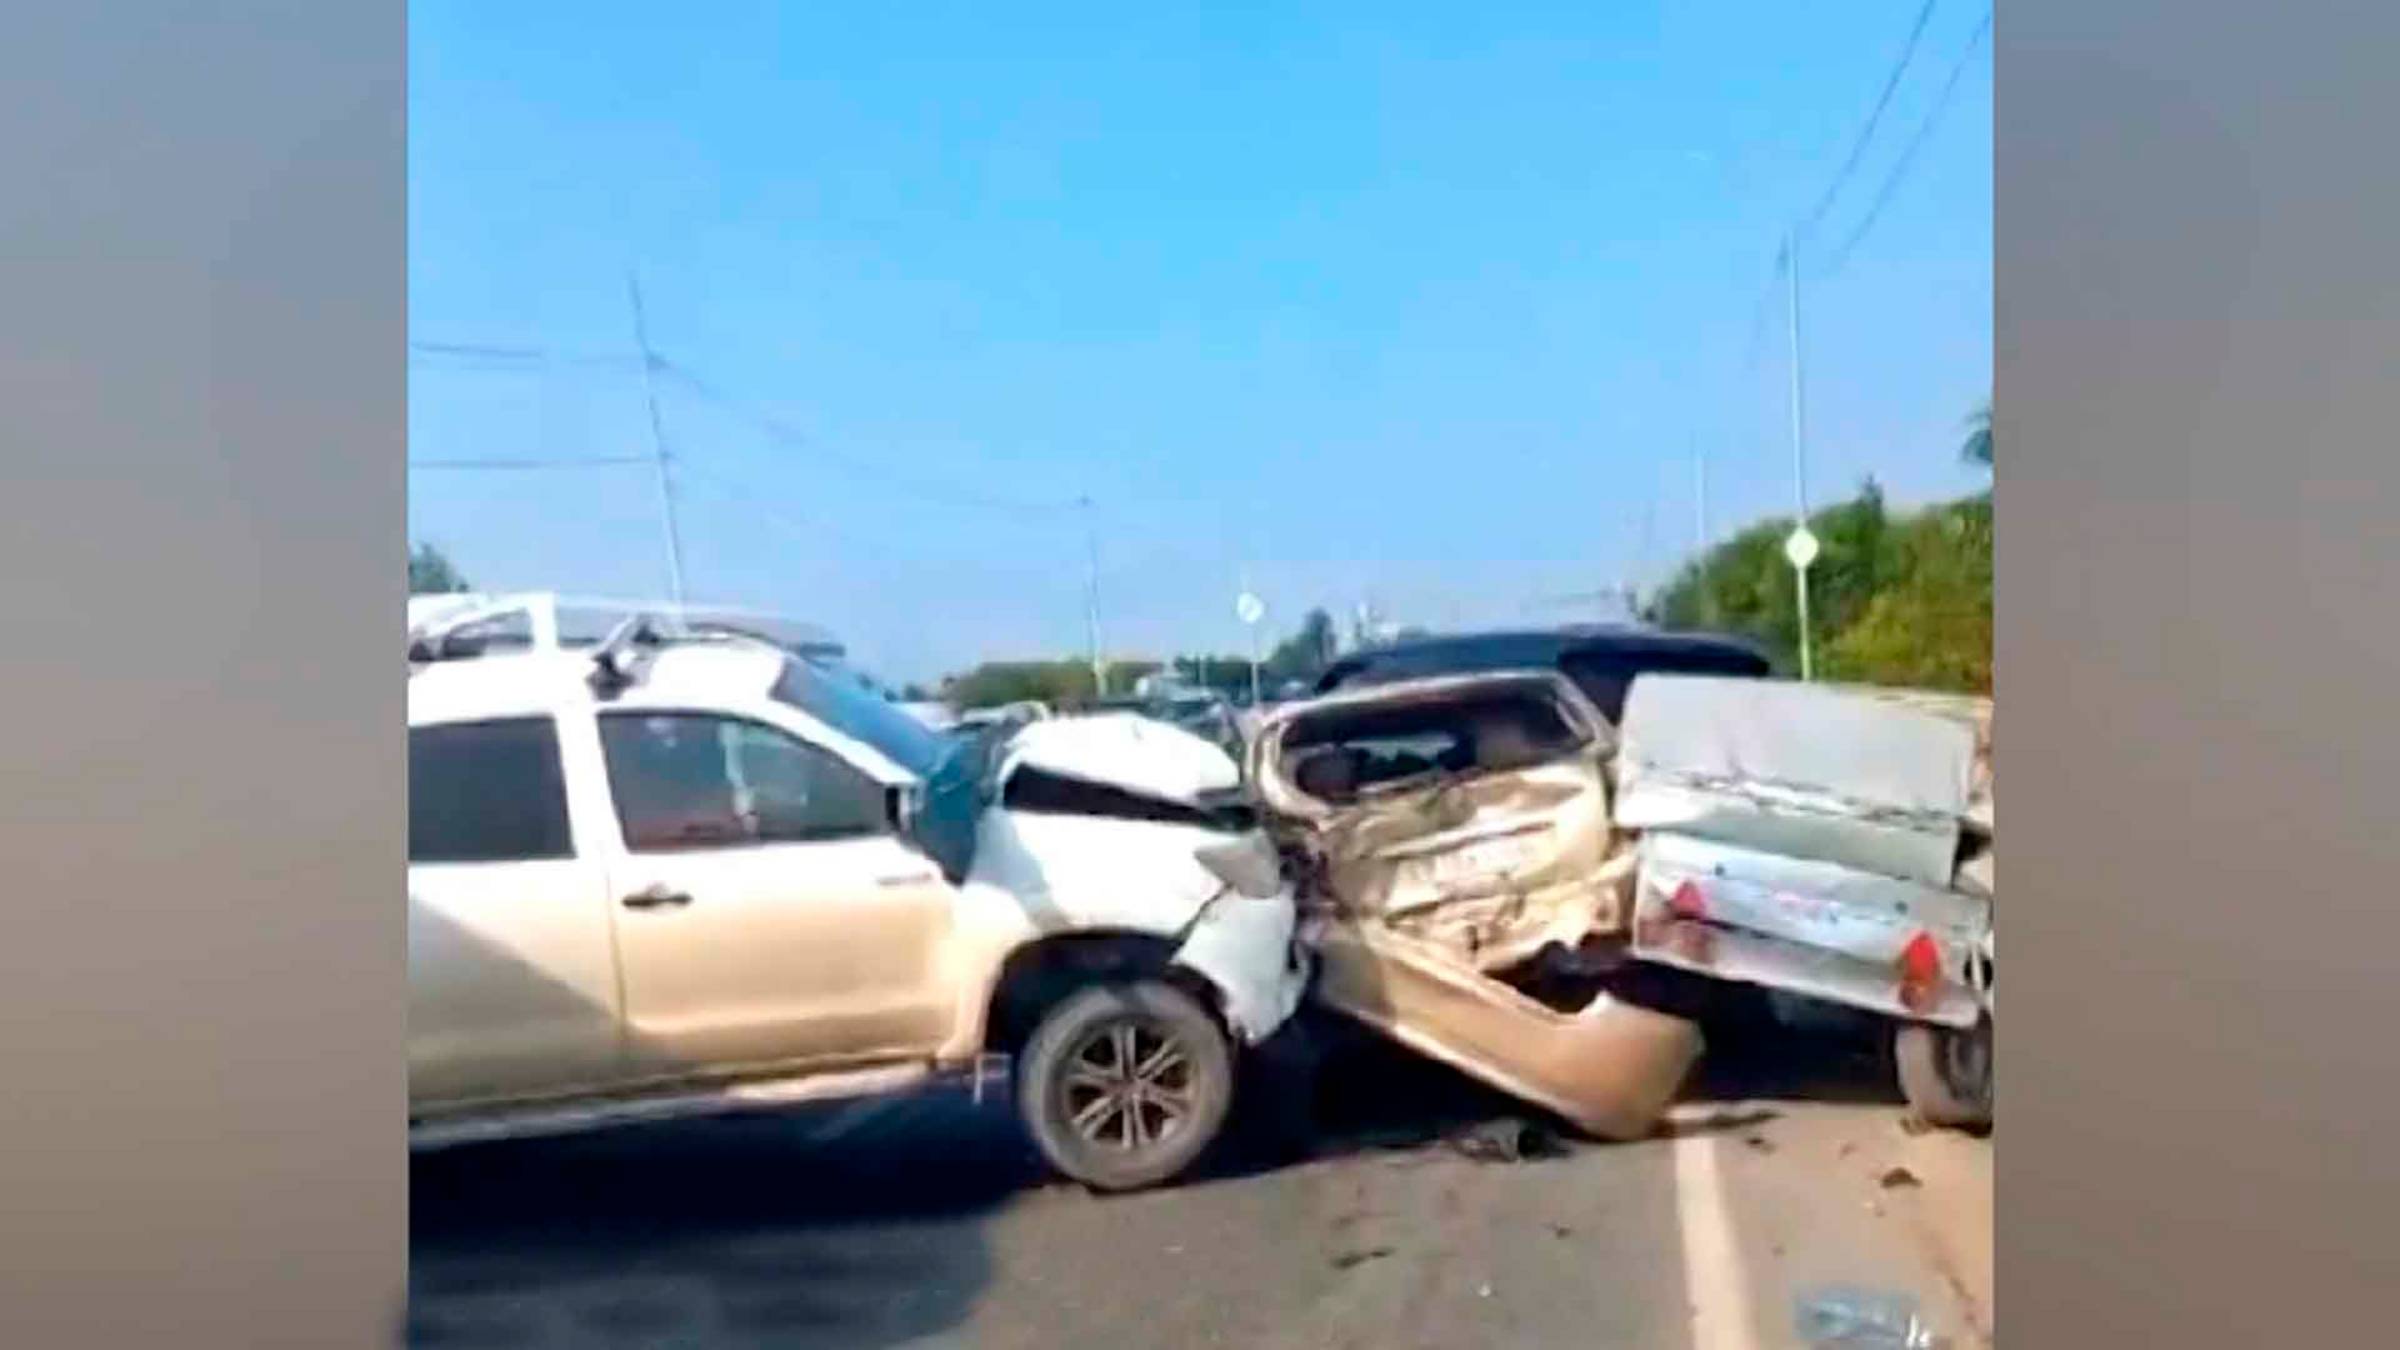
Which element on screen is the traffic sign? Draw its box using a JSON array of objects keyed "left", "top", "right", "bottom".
[
  {"left": 1783, "top": 525, "right": 1821, "bottom": 570},
  {"left": 1236, "top": 591, "right": 1265, "bottom": 626}
]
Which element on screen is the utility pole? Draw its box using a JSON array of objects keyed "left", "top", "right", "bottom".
[
  {"left": 627, "top": 269, "right": 688, "bottom": 609},
  {"left": 1237, "top": 570, "right": 1265, "bottom": 706},
  {"left": 1081, "top": 496, "right": 1104, "bottom": 698},
  {"left": 1692, "top": 436, "right": 1712, "bottom": 627},
  {"left": 1692, "top": 437, "right": 1709, "bottom": 555},
  {"left": 1784, "top": 231, "right": 1817, "bottom": 680}
]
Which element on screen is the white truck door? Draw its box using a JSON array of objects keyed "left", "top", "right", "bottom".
[
  {"left": 592, "top": 709, "right": 958, "bottom": 1078},
  {"left": 407, "top": 714, "right": 627, "bottom": 1110}
]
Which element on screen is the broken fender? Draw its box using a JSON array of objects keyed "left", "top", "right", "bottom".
[
  {"left": 1172, "top": 889, "right": 1309, "bottom": 1043},
  {"left": 1308, "top": 922, "right": 1702, "bottom": 1142}
]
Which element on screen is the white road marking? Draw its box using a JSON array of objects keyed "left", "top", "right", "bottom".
[{"left": 1670, "top": 1108, "right": 1762, "bottom": 1350}]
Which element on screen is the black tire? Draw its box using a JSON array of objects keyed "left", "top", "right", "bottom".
[
  {"left": 1895, "top": 1015, "right": 1993, "bottom": 1130},
  {"left": 1017, "top": 981, "right": 1236, "bottom": 1192}
]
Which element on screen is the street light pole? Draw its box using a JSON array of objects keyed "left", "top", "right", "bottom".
[{"left": 1784, "top": 230, "right": 1817, "bottom": 680}]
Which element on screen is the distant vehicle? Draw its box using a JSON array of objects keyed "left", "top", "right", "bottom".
[
  {"left": 1087, "top": 688, "right": 1243, "bottom": 758},
  {"left": 954, "top": 701, "right": 1053, "bottom": 732},
  {"left": 1314, "top": 625, "right": 1771, "bottom": 724}
]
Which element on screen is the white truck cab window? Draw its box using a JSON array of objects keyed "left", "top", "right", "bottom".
[
  {"left": 598, "top": 712, "right": 887, "bottom": 851},
  {"left": 408, "top": 717, "right": 574, "bottom": 863}
]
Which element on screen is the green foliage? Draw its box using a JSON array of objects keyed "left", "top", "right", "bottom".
[
  {"left": 939, "top": 608, "right": 1343, "bottom": 710},
  {"left": 940, "top": 658, "right": 1164, "bottom": 710},
  {"left": 1649, "top": 483, "right": 1991, "bottom": 694},
  {"left": 1168, "top": 654, "right": 1256, "bottom": 695},
  {"left": 1262, "top": 608, "right": 1339, "bottom": 684},
  {"left": 1822, "top": 494, "right": 1991, "bottom": 692},
  {"left": 1962, "top": 400, "right": 1993, "bottom": 467},
  {"left": 942, "top": 661, "right": 1096, "bottom": 710},
  {"left": 408, "top": 543, "right": 471, "bottom": 595},
  {"left": 1648, "top": 480, "right": 1895, "bottom": 674}
]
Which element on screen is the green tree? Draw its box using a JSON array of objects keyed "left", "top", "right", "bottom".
[
  {"left": 1262, "top": 607, "right": 1340, "bottom": 683},
  {"left": 408, "top": 543, "right": 471, "bottom": 595},
  {"left": 1962, "top": 400, "right": 1992, "bottom": 468},
  {"left": 1823, "top": 494, "right": 1991, "bottom": 693},
  {"left": 942, "top": 660, "right": 1096, "bottom": 711},
  {"left": 1648, "top": 480, "right": 1894, "bottom": 674}
]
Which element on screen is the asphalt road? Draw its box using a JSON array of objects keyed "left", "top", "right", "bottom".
[{"left": 409, "top": 1023, "right": 1992, "bottom": 1349}]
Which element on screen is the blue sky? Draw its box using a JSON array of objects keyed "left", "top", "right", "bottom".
[{"left": 409, "top": 2, "right": 1991, "bottom": 683}]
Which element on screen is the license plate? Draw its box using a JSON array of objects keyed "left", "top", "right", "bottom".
[{"left": 1407, "top": 832, "right": 1538, "bottom": 889}]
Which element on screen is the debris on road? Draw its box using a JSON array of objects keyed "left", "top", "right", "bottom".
[
  {"left": 1445, "top": 1117, "right": 1570, "bottom": 1163},
  {"left": 1331, "top": 1245, "right": 1394, "bottom": 1271},
  {"left": 1880, "top": 1166, "right": 1924, "bottom": 1191},
  {"left": 1793, "top": 1285, "right": 1941, "bottom": 1348}
]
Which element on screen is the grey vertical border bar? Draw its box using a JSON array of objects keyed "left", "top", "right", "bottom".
[
  {"left": 0, "top": 5, "right": 405, "bottom": 1346},
  {"left": 2007, "top": 2, "right": 2399, "bottom": 1345}
]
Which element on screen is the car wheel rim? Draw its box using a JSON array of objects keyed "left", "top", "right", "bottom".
[
  {"left": 1061, "top": 1017, "right": 1195, "bottom": 1154},
  {"left": 1946, "top": 1020, "right": 1993, "bottom": 1100}
]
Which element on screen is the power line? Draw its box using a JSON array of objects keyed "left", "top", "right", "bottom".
[
  {"left": 1742, "top": 246, "right": 1789, "bottom": 374},
  {"left": 671, "top": 455, "right": 907, "bottom": 558},
  {"left": 1819, "top": 11, "right": 1991, "bottom": 276},
  {"left": 409, "top": 455, "right": 651, "bottom": 470},
  {"left": 409, "top": 340, "right": 637, "bottom": 369},
  {"left": 1798, "top": 0, "right": 1942, "bottom": 241},
  {"left": 651, "top": 357, "right": 1082, "bottom": 516}
]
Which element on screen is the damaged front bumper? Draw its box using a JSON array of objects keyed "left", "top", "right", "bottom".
[{"left": 1305, "top": 920, "right": 1702, "bottom": 1142}]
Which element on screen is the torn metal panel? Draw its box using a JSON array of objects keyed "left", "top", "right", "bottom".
[
  {"left": 1002, "top": 712, "right": 1244, "bottom": 806},
  {"left": 1629, "top": 832, "right": 1991, "bottom": 1028},
  {"left": 1252, "top": 670, "right": 1701, "bottom": 1139},
  {"left": 1248, "top": 670, "right": 1610, "bottom": 825},
  {"left": 1615, "top": 676, "right": 1976, "bottom": 887},
  {"left": 1170, "top": 890, "right": 1310, "bottom": 1042},
  {"left": 1249, "top": 671, "right": 1625, "bottom": 967},
  {"left": 1313, "top": 760, "right": 1622, "bottom": 969},
  {"left": 950, "top": 718, "right": 1308, "bottom": 1049},
  {"left": 1840, "top": 685, "right": 1994, "bottom": 834},
  {"left": 1308, "top": 921, "right": 1702, "bottom": 1141}
]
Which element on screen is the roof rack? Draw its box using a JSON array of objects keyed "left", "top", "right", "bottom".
[{"left": 407, "top": 592, "right": 845, "bottom": 676}]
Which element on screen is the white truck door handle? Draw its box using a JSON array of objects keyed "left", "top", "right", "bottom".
[{"left": 621, "top": 884, "right": 693, "bottom": 911}]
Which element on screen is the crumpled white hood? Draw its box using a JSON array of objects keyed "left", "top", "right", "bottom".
[
  {"left": 998, "top": 712, "right": 1242, "bottom": 802},
  {"left": 966, "top": 712, "right": 1301, "bottom": 1044}
]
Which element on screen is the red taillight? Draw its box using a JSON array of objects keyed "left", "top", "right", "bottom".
[
  {"left": 1896, "top": 931, "right": 1944, "bottom": 1012},
  {"left": 1667, "top": 880, "right": 1709, "bottom": 921},
  {"left": 1898, "top": 931, "right": 1943, "bottom": 983}
]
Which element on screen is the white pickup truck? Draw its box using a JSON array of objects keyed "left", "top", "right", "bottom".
[{"left": 407, "top": 597, "right": 1308, "bottom": 1191}]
